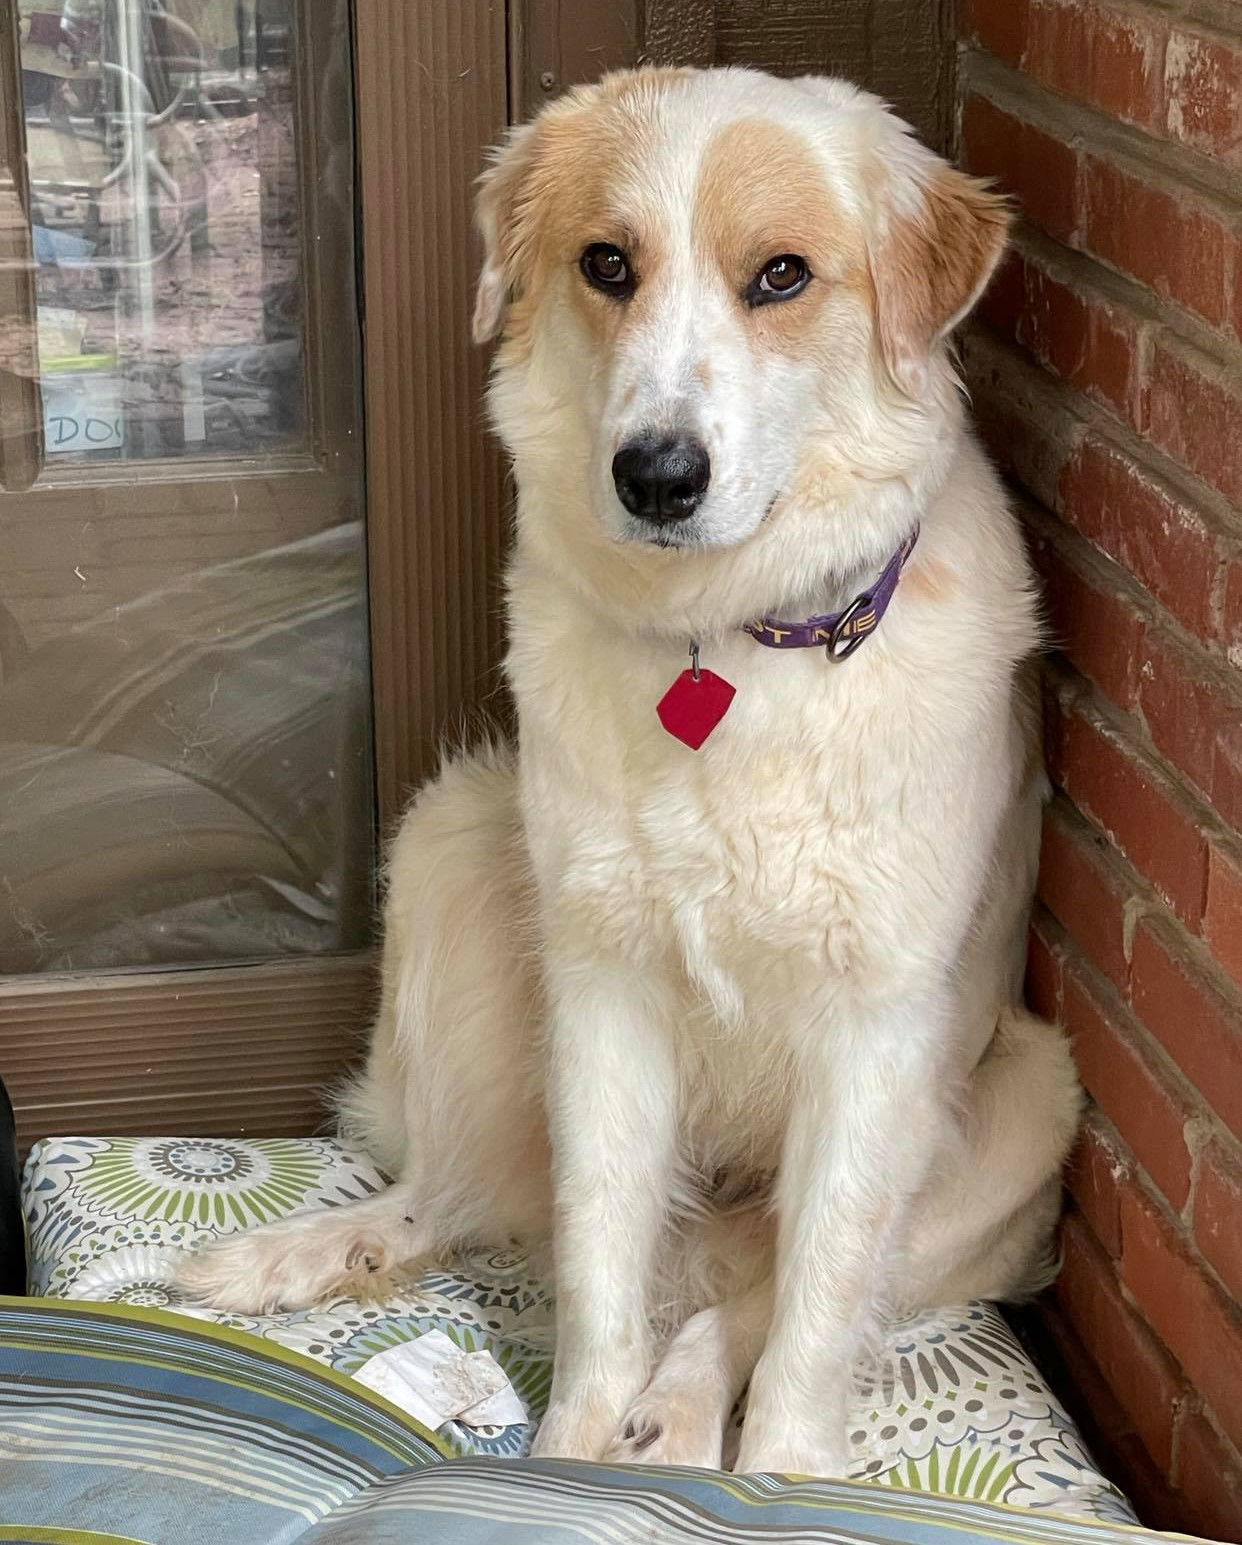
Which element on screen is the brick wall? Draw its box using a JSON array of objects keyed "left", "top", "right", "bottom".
[{"left": 956, "top": 2, "right": 1242, "bottom": 1538}]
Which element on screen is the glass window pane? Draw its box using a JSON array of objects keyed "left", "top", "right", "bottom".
[
  {"left": 19, "top": 0, "right": 306, "bottom": 460},
  {"left": 1, "top": 0, "right": 373, "bottom": 974}
]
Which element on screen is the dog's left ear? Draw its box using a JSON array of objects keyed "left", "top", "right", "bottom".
[
  {"left": 869, "top": 139, "right": 1011, "bottom": 397},
  {"left": 473, "top": 121, "right": 540, "bottom": 344}
]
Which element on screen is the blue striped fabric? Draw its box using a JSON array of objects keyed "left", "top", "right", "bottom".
[
  {"left": 0, "top": 1297, "right": 445, "bottom": 1544},
  {"left": 302, "top": 1461, "right": 1215, "bottom": 1545},
  {"left": 0, "top": 1299, "right": 1215, "bottom": 1545}
]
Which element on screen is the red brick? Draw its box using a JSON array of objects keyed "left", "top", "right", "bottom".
[
  {"left": 1225, "top": 556, "right": 1242, "bottom": 665},
  {"left": 1041, "top": 672, "right": 1064, "bottom": 773},
  {"left": 1036, "top": 1304, "right": 1190, "bottom": 1532},
  {"left": 969, "top": 360, "right": 1076, "bottom": 510},
  {"left": 961, "top": 93, "right": 1080, "bottom": 246},
  {"left": 1070, "top": 309, "right": 1142, "bottom": 427},
  {"left": 1058, "top": 438, "right": 1224, "bottom": 641},
  {"left": 1205, "top": 842, "right": 1242, "bottom": 991},
  {"left": 978, "top": 249, "right": 1025, "bottom": 339},
  {"left": 1176, "top": 1412, "right": 1242, "bottom": 1545},
  {"left": 1039, "top": 810, "right": 1132, "bottom": 992},
  {"left": 1148, "top": 337, "right": 1242, "bottom": 509},
  {"left": 1007, "top": 255, "right": 1146, "bottom": 421},
  {"left": 1025, "top": 0, "right": 1168, "bottom": 135},
  {"left": 1057, "top": 1210, "right": 1186, "bottom": 1469},
  {"left": 1194, "top": 1137, "right": 1242, "bottom": 1304},
  {"left": 965, "top": 6, "right": 1242, "bottom": 183},
  {"left": 1067, "top": 1110, "right": 1128, "bottom": 1256},
  {"left": 1165, "top": 27, "right": 1242, "bottom": 169},
  {"left": 1058, "top": 708, "right": 1208, "bottom": 926},
  {"left": 1063, "top": 967, "right": 1194, "bottom": 1209},
  {"left": 966, "top": 4, "right": 1242, "bottom": 194},
  {"left": 960, "top": 5, "right": 1242, "bottom": 1525},
  {"left": 1034, "top": 539, "right": 1145, "bottom": 706},
  {"left": 1235, "top": 247, "right": 1242, "bottom": 350},
  {"left": 1120, "top": 1182, "right": 1242, "bottom": 1450},
  {"left": 962, "top": 0, "right": 1029, "bottom": 67},
  {"left": 1138, "top": 629, "right": 1242, "bottom": 829},
  {"left": 1131, "top": 922, "right": 1242, "bottom": 1139},
  {"left": 1217, "top": 728, "right": 1242, "bottom": 835},
  {"left": 1081, "top": 156, "right": 1233, "bottom": 333},
  {"left": 1026, "top": 916, "right": 1064, "bottom": 1020}
]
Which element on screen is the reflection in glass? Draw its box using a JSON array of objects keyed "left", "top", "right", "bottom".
[
  {"left": 1, "top": 1, "right": 373, "bottom": 975},
  {"left": 0, "top": 525, "right": 373, "bottom": 972},
  {"left": 18, "top": 0, "right": 304, "bottom": 459}
]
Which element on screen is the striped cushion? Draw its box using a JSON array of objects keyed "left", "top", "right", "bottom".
[
  {"left": 301, "top": 1461, "right": 1194, "bottom": 1545},
  {"left": 0, "top": 1300, "right": 1201, "bottom": 1545},
  {"left": 0, "top": 1297, "right": 443, "bottom": 1542}
]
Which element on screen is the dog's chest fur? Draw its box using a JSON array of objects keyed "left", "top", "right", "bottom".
[
  {"left": 509, "top": 588, "right": 978, "bottom": 1172},
  {"left": 503, "top": 462, "right": 1038, "bottom": 1171},
  {"left": 511, "top": 571, "right": 997, "bottom": 1010}
]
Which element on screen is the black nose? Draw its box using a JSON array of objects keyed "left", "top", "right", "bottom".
[{"left": 612, "top": 436, "right": 711, "bottom": 523}]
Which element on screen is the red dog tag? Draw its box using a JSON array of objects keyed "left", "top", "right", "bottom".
[{"left": 657, "top": 666, "right": 736, "bottom": 750}]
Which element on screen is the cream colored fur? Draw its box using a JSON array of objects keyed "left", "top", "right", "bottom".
[{"left": 179, "top": 67, "right": 1082, "bottom": 1479}]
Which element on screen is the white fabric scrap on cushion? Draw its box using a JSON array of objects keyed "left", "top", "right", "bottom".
[{"left": 352, "top": 1329, "right": 527, "bottom": 1431}]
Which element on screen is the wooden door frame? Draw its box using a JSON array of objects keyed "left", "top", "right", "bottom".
[{"left": 355, "top": 0, "right": 510, "bottom": 829}]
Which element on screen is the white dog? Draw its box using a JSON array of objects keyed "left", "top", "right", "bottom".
[{"left": 180, "top": 67, "right": 1082, "bottom": 1479}]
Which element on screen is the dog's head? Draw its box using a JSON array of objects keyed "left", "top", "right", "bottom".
[{"left": 477, "top": 69, "right": 1008, "bottom": 618}]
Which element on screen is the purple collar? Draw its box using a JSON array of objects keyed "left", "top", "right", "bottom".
[{"left": 743, "top": 526, "right": 919, "bottom": 661}]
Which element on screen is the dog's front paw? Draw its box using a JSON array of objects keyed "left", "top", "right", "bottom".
[
  {"left": 603, "top": 1385, "right": 725, "bottom": 1470},
  {"left": 529, "top": 1421, "right": 603, "bottom": 1462},
  {"left": 175, "top": 1214, "right": 393, "bottom": 1314},
  {"left": 531, "top": 1394, "right": 628, "bottom": 1463}
]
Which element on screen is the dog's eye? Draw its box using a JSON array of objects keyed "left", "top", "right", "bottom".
[
  {"left": 581, "top": 243, "right": 634, "bottom": 296},
  {"left": 750, "top": 254, "right": 811, "bottom": 305}
]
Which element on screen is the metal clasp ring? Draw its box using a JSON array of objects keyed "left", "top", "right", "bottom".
[
  {"left": 825, "top": 596, "right": 872, "bottom": 663},
  {"left": 689, "top": 640, "right": 702, "bottom": 681}
]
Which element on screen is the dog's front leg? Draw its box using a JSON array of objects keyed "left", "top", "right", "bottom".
[
  {"left": 531, "top": 956, "right": 680, "bottom": 1462},
  {"left": 734, "top": 987, "right": 948, "bottom": 1479}
]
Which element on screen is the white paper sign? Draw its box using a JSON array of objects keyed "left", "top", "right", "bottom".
[{"left": 43, "top": 371, "right": 124, "bottom": 454}]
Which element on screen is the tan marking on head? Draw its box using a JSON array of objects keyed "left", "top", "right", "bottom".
[
  {"left": 694, "top": 360, "right": 713, "bottom": 389},
  {"left": 693, "top": 118, "right": 867, "bottom": 356},
  {"left": 475, "top": 73, "right": 677, "bottom": 360},
  {"left": 870, "top": 166, "right": 1011, "bottom": 393}
]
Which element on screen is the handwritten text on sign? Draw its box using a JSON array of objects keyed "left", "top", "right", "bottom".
[{"left": 42, "top": 374, "right": 124, "bottom": 454}]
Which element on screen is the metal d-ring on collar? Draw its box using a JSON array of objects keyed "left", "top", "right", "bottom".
[
  {"left": 822, "top": 592, "right": 875, "bottom": 662},
  {"left": 742, "top": 525, "right": 921, "bottom": 664}
]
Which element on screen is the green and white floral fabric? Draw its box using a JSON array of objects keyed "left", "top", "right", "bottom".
[
  {"left": 22, "top": 1135, "right": 1133, "bottom": 1521},
  {"left": 25, "top": 1136, "right": 553, "bottom": 1461}
]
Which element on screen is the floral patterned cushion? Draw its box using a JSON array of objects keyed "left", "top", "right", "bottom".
[{"left": 22, "top": 1135, "right": 1134, "bottom": 1521}]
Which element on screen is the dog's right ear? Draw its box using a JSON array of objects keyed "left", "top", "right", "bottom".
[{"left": 473, "top": 122, "right": 540, "bottom": 344}]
